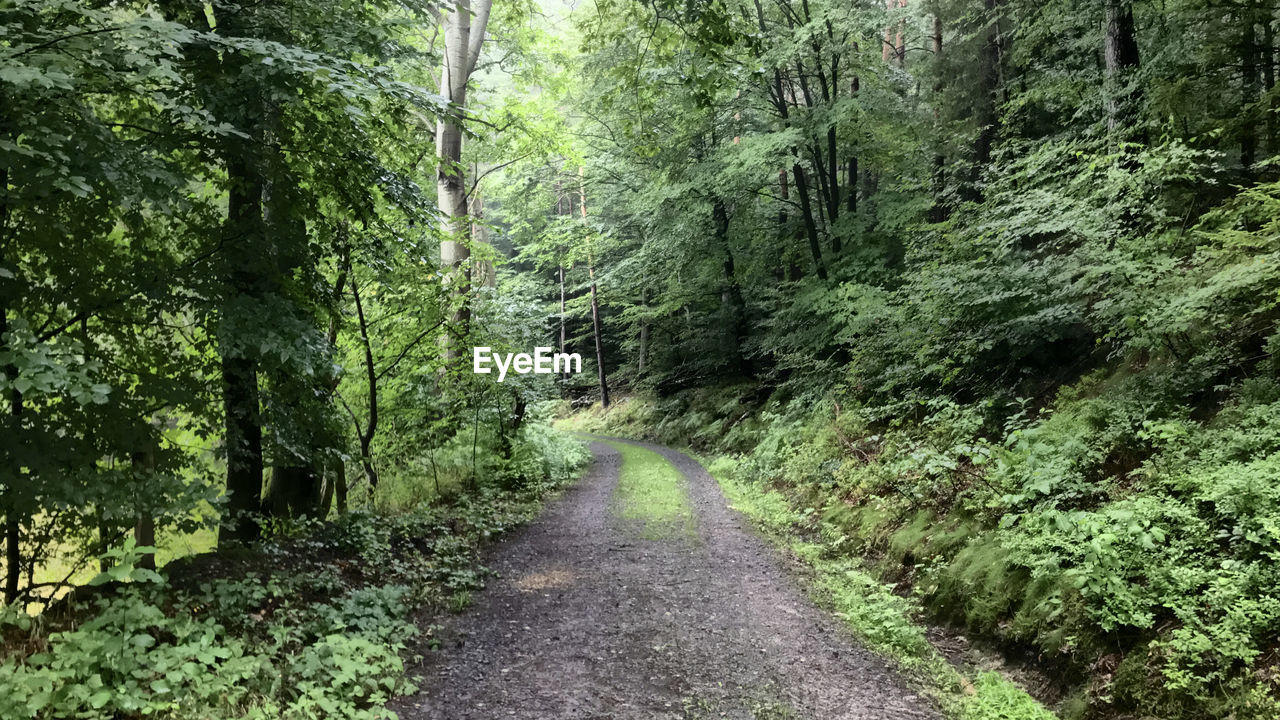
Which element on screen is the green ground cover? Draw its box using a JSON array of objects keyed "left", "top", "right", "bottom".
[{"left": 604, "top": 439, "right": 696, "bottom": 539}]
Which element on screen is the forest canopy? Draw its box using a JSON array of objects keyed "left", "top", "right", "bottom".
[{"left": 4, "top": 0, "right": 1280, "bottom": 718}]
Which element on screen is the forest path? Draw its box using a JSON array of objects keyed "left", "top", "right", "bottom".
[{"left": 391, "top": 438, "right": 939, "bottom": 720}]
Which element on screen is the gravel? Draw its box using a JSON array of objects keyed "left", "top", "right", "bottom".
[{"left": 391, "top": 438, "right": 941, "bottom": 720}]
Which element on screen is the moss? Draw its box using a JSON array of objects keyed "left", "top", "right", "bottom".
[{"left": 960, "top": 671, "right": 1058, "bottom": 720}]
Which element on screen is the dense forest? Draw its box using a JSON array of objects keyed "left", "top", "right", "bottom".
[{"left": 4, "top": 0, "right": 1280, "bottom": 717}]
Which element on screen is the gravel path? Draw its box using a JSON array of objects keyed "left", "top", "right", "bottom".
[{"left": 391, "top": 438, "right": 940, "bottom": 720}]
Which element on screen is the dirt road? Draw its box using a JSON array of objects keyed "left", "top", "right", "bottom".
[{"left": 392, "top": 438, "right": 940, "bottom": 719}]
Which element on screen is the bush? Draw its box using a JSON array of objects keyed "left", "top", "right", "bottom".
[{"left": 580, "top": 378, "right": 1280, "bottom": 719}]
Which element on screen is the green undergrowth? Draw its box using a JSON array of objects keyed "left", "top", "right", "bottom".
[
  {"left": 569, "top": 373, "right": 1280, "bottom": 719},
  {"left": 714, "top": 459, "right": 1053, "bottom": 720},
  {"left": 604, "top": 440, "right": 695, "bottom": 539},
  {"left": 0, "top": 432, "right": 589, "bottom": 720}
]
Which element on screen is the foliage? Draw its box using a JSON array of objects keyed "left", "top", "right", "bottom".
[
  {"left": 13, "top": 0, "right": 1280, "bottom": 716},
  {"left": 542, "top": 0, "right": 1280, "bottom": 715},
  {"left": 0, "top": 430, "right": 587, "bottom": 719},
  {"left": 588, "top": 377, "right": 1280, "bottom": 719},
  {"left": 712, "top": 451, "right": 1052, "bottom": 720},
  {"left": 959, "top": 672, "right": 1058, "bottom": 720}
]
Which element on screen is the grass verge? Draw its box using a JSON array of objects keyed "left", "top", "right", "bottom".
[{"left": 710, "top": 456, "right": 1057, "bottom": 720}]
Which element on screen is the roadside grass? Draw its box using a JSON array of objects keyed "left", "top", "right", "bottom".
[
  {"left": 710, "top": 457, "right": 1057, "bottom": 720},
  {"left": 603, "top": 440, "right": 695, "bottom": 539}
]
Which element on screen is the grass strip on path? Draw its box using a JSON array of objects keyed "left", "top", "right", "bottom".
[{"left": 603, "top": 440, "right": 695, "bottom": 539}]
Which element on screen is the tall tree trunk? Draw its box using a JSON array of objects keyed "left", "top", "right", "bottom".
[
  {"left": 580, "top": 169, "right": 610, "bottom": 408},
  {"left": 323, "top": 247, "right": 349, "bottom": 518},
  {"left": 131, "top": 446, "right": 156, "bottom": 570},
  {"left": 638, "top": 287, "right": 649, "bottom": 376},
  {"left": 787, "top": 63, "right": 828, "bottom": 241},
  {"left": 319, "top": 470, "right": 335, "bottom": 519},
  {"left": 221, "top": 157, "right": 266, "bottom": 543},
  {"left": 3, "top": 515, "right": 16, "bottom": 604},
  {"left": 1104, "top": 0, "right": 1142, "bottom": 139},
  {"left": 219, "top": 155, "right": 265, "bottom": 546},
  {"left": 351, "top": 277, "right": 379, "bottom": 489},
  {"left": 558, "top": 261, "right": 568, "bottom": 378},
  {"left": 972, "top": 0, "right": 1004, "bottom": 188},
  {"left": 791, "top": 165, "right": 828, "bottom": 280},
  {"left": 974, "top": 0, "right": 1000, "bottom": 163},
  {"left": 558, "top": 181, "right": 569, "bottom": 383},
  {"left": 221, "top": 352, "right": 263, "bottom": 543},
  {"left": 470, "top": 184, "right": 496, "bottom": 288},
  {"left": 437, "top": 0, "right": 493, "bottom": 361},
  {"left": 0, "top": 178, "right": 19, "bottom": 602},
  {"left": 638, "top": 322, "right": 649, "bottom": 375},
  {"left": 880, "top": 0, "right": 908, "bottom": 65},
  {"left": 588, "top": 264, "right": 609, "bottom": 408},
  {"left": 3, "top": 361, "right": 18, "bottom": 601},
  {"left": 848, "top": 67, "right": 860, "bottom": 216},
  {"left": 778, "top": 167, "right": 791, "bottom": 277},
  {"left": 883, "top": 0, "right": 894, "bottom": 63},
  {"left": 791, "top": 7, "right": 841, "bottom": 240},
  {"left": 812, "top": 143, "right": 831, "bottom": 234},
  {"left": 200, "top": 0, "right": 267, "bottom": 548},
  {"left": 714, "top": 199, "right": 748, "bottom": 373},
  {"left": 895, "top": 0, "right": 908, "bottom": 66},
  {"left": 1265, "top": 18, "right": 1276, "bottom": 156},
  {"left": 827, "top": 125, "right": 840, "bottom": 250},
  {"left": 260, "top": 127, "right": 326, "bottom": 520},
  {"left": 846, "top": 157, "right": 858, "bottom": 214},
  {"left": 755, "top": 0, "right": 818, "bottom": 280},
  {"left": 930, "top": 9, "right": 948, "bottom": 222},
  {"left": 1241, "top": 12, "right": 1259, "bottom": 174},
  {"left": 335, "top": 463, "right": 348, "bottom": 515}
]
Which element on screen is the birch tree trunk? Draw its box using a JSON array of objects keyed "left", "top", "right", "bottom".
[
  {"left": 469, "top": 189, "right": 495, "bottom": 288},
  {"left": 437, "top": 0, "right": 493, "bottom": 360}
]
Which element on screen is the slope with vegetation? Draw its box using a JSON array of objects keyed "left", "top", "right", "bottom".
[
  {"left": 5, "top": 0, "right": 1280, "bottom": 717},
  {"left": 1, "top": 0, "right": 586, "bottom": 716},
  {"left": 541, "top": 0, "right": 1280, "bottom": 718}
]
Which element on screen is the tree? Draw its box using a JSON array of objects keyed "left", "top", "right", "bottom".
[
  {"left": 579, "top": 168, "right": 611, "bottom": 408},
  {"left": 0, "top": 0, "right": 446, "bottom": 601},
  {"left": 1104, "top": 0, "right": 1141, "bottom": 138},
  {"left": 437, "top": 0, "right": 495, "bottom": 360}
]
